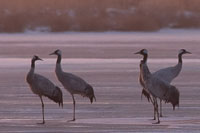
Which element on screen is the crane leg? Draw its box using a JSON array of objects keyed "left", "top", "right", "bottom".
[
  {"left": 149, "top": 96, "right": 156, "bottom": 120},
  {"left": 38, "top": 96, "right": 45, "bottom": 124},
  {"left": 153, "top": 99, "right": 156, "bottom": 120},
  {"left": 160, "top": 100, "right": 163, "bottom": 117},
  {"left": 153, "top": 98, "right": 160, "bottom": 124},
  {"left": 68, "top": 95, "right": 76, "bottom": 122}
]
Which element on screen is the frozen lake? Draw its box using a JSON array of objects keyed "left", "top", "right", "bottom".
[{"left": 0, "top": 30, "right": 200, "bottom": 132}]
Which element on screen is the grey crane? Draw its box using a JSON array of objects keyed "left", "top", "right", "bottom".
[
  {"left": 135, "top": 49, "right": 180, "bottom": 124},
  {"left": 152, "top": 49, "right": 191, "bottom": 117},
  {"left": 50, "top": 49, "right": 96, "bottom": 121},
  {"left": 26, "top": 55, "right": 63, "bottom": 124},
  {"left": 135, "top": 49, "right": 156, "bottom": 120},
  {"left": 137, "top": 49, "right": 190, "bottom": 117}
]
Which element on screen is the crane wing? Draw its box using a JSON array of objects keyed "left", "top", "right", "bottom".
[
  {"left": 152, "top": 64, "right": 182, "bottom": 83},
  {"left": 145, "top": 76, "right": 166, "bottom": 99},
  {"left": 32, "top": 73, "right": 55, "bottom": 96},
  {"left": 59, "top": 72, "right": 88, "bottom": 94},
  {"left": 146, "top": 76, "right": 179, "bottom": 109}
]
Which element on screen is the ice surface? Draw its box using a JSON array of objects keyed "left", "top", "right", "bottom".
[{"left": 0, "top": 30, "right": 200, "bottom": 132}]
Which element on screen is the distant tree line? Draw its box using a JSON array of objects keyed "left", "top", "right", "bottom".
[{"left": 0, "top": 0, "right": 200, "bottom": 32}]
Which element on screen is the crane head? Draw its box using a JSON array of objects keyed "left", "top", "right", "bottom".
[
  {"left": 32, "top": 55, "right": 43, "bottom": 61},
  {"left": 134, "top": 49, "right": 148, "bottom": 55},
  {"left": 49, "top": 49, "right": 62, "bottom": 56},
  {"left": 179, "top": 49, "right": 191, "bottom": 55}
]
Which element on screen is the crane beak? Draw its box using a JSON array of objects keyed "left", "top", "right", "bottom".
[
  {"left": 49, "top": 52, "right": 55, "bottom": 55},
  {"left": 134, "top": 51, "right": 141, "bottom": 54},
  {"left": 38, "top": 57, "right": 43, "bottom": 61},
  {"left": 185, "top": 51, "right": 192, "bottom": 54}
]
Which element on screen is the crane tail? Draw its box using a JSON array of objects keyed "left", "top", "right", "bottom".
[
  {"left": 46, "top": 86, "right": 63, "bottom": 108},
  {"left": 85, "top": 84, "right": 96, "bottom": 104},
  {"left": 142, "top": 89, "right": 151, "bottom": 102},
  {"left": 164, "top": 85, "right": 180, "bottom": 110}
]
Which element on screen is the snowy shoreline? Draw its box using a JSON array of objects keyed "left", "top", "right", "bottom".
[{"left": 0, "top": 29, "right": 200, "bottom": 43}]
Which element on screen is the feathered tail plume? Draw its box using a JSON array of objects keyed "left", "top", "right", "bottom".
[
  {"left": 85, "top": 84, "right": 96, "bottom": 103},
  {"left": 47, "top": 86, "right": 63, "bottom": 108},
  {"left": 141, "top": 89, "right": 151, "bottom": 102},
  {"left": 164, "top": 85, "right": 180, "bottom": 110}
]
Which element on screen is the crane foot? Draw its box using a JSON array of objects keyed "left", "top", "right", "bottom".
[
  {"left": 37, "top": 121, "right": 45, "bottom": 124},
  {"left": 68, "top": 118, "right": 76, "bottom": 122},
  {"left": 152, "top": 121, "right": 160, "bottom": 124}
]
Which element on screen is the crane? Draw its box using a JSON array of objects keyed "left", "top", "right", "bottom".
[
  {"left": 50, "top": 49, "right": 96, "bottom": 121},
  {"left": 135, "top": 49, "right": 180, "bottom": 124},
  {"left": 152, "top": 49, "right": 191, "bottom": 117},
  {"left": 26, "top": 55, "right": 63, "bottom": 124},
  {"left": 135, "top": 49, "right": 156, "bottom": 120}
]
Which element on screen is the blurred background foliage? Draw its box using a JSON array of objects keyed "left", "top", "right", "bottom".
[{"left": 0, "top": 0, "right": 200, "bottom": 32}]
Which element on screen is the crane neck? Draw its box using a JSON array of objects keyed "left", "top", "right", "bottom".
[
  {"left": 178, "top": 53, "right": 183, "bottom": 63},
  {"left": 143, "top": 54, "right": 148, "bottom": 63},
  {"left": 140, "top": 61, "right": 151, "bottom": 81},
  {"left": 56, "top": 54, "right": 62, "bottom": 64},
  {"left": 56, "top": 55, "right": 63, "bottom": 73},
  {"left": 29, "top": 59, "right": 35, "bottom": 76},
  {"left": 31, "top": 59, "right": 36, "bottom": 69}
]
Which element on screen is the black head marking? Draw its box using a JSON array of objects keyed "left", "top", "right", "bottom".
[
  {"left": 135, "top": 49, "right": 148, "bottom": 55},
  {"left": 179, "top": 49, "right": 191, "bottom": 55},
  {"left": 50, "top": 49, "right": 62, "bottom": 56},
  {"left": 32, "top": 55, "right": 42, "bottom": 61}
]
